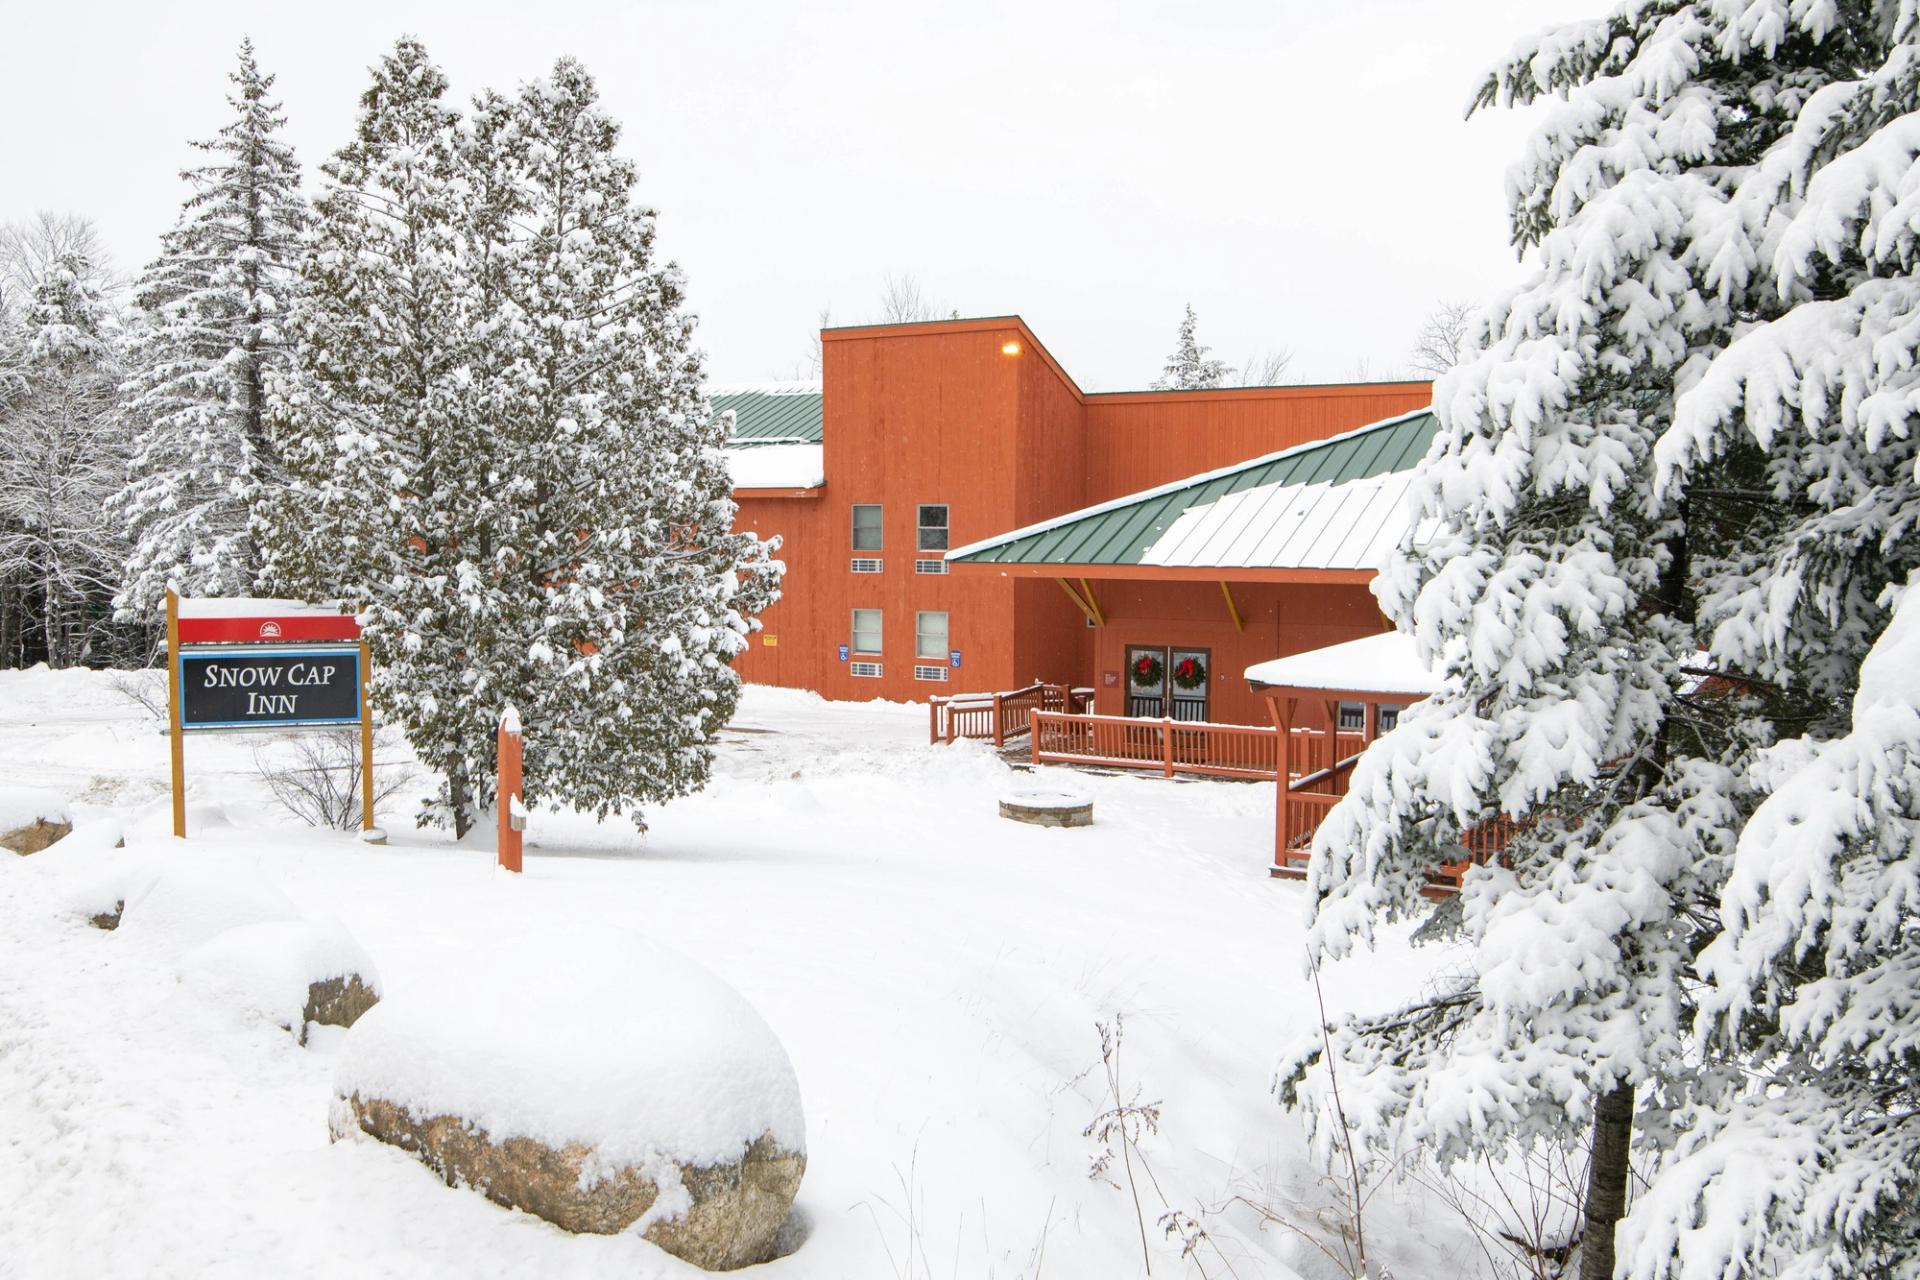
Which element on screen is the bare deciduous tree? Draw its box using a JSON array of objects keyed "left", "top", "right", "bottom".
[
  {"left": 1407, "top": 300, "right": 1475, "bottom": 377},
  {"left": 1237, "top": 348, "right": 1295, "bottom": 387},
  {"left": 876, "top": 272, "right": 955, "bottom": 324}
]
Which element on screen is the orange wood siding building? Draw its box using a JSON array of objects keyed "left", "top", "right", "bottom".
[{"left": 727, "top": 317, "right": 1430, "bottom": 717}]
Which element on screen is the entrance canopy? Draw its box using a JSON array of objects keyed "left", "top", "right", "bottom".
[{"left": 1244, "top": 630, "right": 1437, "bottom": 699}]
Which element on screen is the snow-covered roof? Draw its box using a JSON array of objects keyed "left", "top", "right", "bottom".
[
  {"left": 1141, "top": 468, "right": 1423, "bottom": 570},
  {"left": 725, "top": 443, "right": 824, "bottom": 491},
  {"left": 947, "top": 409, "right": 1437, "bottom": 572},
  {"left": 711, "top": 384, "right": 824, "bottom": 448},
  {"left": 1244, "top": 631, "right": 1439, "bottom": 696}
]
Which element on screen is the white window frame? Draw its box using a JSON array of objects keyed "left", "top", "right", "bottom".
[
  {"left": 852, "top": 504, "right": 883, "bottom": 552},
  {"left": 916, "top": 504, "right": 949, "bottom": 552},
  {"left": 915, "top": 610, "right": 949, "bottom": 661},
  {"left": 851, "top": 608, "right": 883, "bottom": 656}
]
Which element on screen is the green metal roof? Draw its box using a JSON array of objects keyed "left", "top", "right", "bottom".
[
  {"left": 712, "top": 387, "right": 824, "bottom": 446},
  {"left": 946, "top": 409, "right": 1438, "bottom": 568}
]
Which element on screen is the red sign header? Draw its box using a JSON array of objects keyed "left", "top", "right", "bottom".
[{"left": 177, "top": 613, "right": 361, "bottom": 644}]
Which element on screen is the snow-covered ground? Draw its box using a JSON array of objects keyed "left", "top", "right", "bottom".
[{"left": 0, "top": 667, "right": 1457, "bottom": 1278}]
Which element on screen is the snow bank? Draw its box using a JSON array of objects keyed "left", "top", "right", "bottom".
[
  {"left": 333, "top": 930, "right": 805, "bottom": 1170},
  {"left": 0, "top": 787, "right": 72, "bottom": 832},
  {"left": 179, "top": 917, "right": 380, "bottom": 1033}
]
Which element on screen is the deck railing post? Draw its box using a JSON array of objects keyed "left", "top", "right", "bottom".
[
  {"left": 992, "top": 693, "right": 1004, "bottom": 749},
  {"left": 1163, "top": 717, "right": 1174, "bottom": 778}
]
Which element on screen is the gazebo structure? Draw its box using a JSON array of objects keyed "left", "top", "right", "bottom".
[{"left": 1245, "top": 632, "right": 1442, "bottom": 882}]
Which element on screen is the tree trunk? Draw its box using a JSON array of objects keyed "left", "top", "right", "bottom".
[
  {"left": 1579, "top": 1081, "right": 1635, "bottom": 1280},
  {"left": 449, "top": 764, "right": 472, "bottom": 841}
]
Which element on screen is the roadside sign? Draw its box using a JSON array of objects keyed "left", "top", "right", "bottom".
[{"left": 166, "top": 591, "right": 377, "bottom": 840}]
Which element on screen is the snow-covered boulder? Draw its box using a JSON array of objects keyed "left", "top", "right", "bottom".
[
  {"left": 330, "top": 932, "right": 805, "bottom": 1270},
  {"left": 180, "top": 918, "right": 381, "bottom": 1044},
  {"left": 75, "top": 855, "right": 297, "bottom": 938},
  {"left": 0, "top": 787, "right": 73, "bottom": 854}
]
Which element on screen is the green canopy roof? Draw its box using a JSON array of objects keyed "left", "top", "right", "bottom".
[
  {"left": 712, "top": 387, "right": 823, "bottom": 447},
  {"left": 946, "top": 409, "right": 1438, "bottom": 570}
]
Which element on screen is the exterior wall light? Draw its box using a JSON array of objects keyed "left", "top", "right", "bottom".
[{"left": 1001, "top": 340, "right": 1022, "bottom": 356}]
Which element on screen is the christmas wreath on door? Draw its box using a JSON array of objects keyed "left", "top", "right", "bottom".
[
  {"left": 1131, "top": 653, "right": 1164, "bottom": 688},
  {"left": 1172, "top": 655, "right": 1208, "bottom": 690}
]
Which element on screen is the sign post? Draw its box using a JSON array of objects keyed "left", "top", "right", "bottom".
[
  {"left": 166, "top": 589, "right": 186, "bottom": 839},
  {"left": 497, "top": 707, "right": 523, "bottom": 875},
  {"left": 359, "top": 638, "right": 375, "bottom": 834},
  {"left": 165, "top": 595, "right": 373, "bottom": 840}
]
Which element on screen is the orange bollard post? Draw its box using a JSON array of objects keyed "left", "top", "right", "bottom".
[{"left": 498, "top": 706, "right": 523, "bottom": 874}]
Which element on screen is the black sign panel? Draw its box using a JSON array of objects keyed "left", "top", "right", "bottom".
[{"left": 179, "top": 645, "right": 362, "bottom": 731}]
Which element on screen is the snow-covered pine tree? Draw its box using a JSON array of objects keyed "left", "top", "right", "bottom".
[
  {"left": 469, "top": 57, "right": 781, "bottom": 826},
  {"left": 1149, "top": 303, "right": 1229, "bottom": 389},
  {"left": 264, "top": 44, "right": 780, "bottom": 836},
  {"left": 115, "top": 38, "right": 308, "bottom": 621},
  {"left": 1617, "top": 9, "right": 1920, "bottom": 1272},
  {"left": 0, "top": 250, "right": 128, "bottom": 667},
  {"left": 260, "top": 37, "right": 480, "bottom": 828},
  {"left": 1271, "top": 7, "right": 1894, "bottom": 1277}
]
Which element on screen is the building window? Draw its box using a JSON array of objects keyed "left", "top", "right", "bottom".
[
  {"left": 1337, "top": 701, "right": 1366, "bottom": 732},
  {"left": 852, "top": 608, "right": 883, "bottom": 655},
  {"left": 1377, "top": 704, "right": 1403, "bottom": 733},
  {"left": 917, "top": 504, "right": 949, "bottom": 552},
  {"left": 915, "top": 611, "right": 949, "bottom": 661},
  {"left": 852, "top": 504, "right": 883, "bottom": 552}
]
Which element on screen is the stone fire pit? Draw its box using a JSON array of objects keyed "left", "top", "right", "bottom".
[{"left": 998, "top": 787, "right": 1093, "bottom": 828}]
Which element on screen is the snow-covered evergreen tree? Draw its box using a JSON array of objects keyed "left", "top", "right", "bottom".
[
  {"left": 264, "top": 43, "right": 779, "bottom": 837},
  {"left": 1149, "top": 303, "right": 1229, "bottom": 390},
  {"left": 260, "top": 37, "right": 480, "bottom": 827},
  {"left": 114, "top": 38, "right": 308, "bottom": 621},
  {"left": 0, "top": 250, "right": 128, "bottom": 666},
  {"left": 470, "top": 58, "right": 781, "bottom": 827},
  {"left": 1269, "top": 7, "right": 1915, "bottom": 1277},
  {"left": 1618, "top": 8, "right": 1920, "bottom": 1272}
]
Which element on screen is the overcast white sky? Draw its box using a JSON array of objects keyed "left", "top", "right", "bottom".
[{"left": 0, "top": 0, "right": 1596, "bottom": 390}]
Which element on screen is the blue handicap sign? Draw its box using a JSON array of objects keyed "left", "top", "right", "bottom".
[
  {"left": 949, "top": 649, "right": 962, "bottom": 668},
  {"left": 838, "top": 644, "right": 849, "bottom": 662}
]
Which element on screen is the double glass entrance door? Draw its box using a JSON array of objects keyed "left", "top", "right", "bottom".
[{"left": 1125, "top": 645, "right": 1210, "bottom": 721}]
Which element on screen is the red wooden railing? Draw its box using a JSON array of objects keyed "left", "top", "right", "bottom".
[
  {"left": 1287, "top": 728, "right": 1366, "bottom": 780},
  {"left": 1274, "top": 750, "right": 1519, "bottom": 895},
  {"left": 929, "top": 683, "right": 1090, "bottom": 747},
  {"left": 1029, "top": 712, "right": 1279, "bottom": 780}
]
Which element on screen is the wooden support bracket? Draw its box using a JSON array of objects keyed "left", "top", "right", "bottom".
[
  {"left": 1219, "top": 581, "right": 1244, "bottom": 633},
  {"left": 1078, "top": 578, "right": 1106, "bottom": 627},
  {"left": 1056, "top": 578, "right": 1099, "bottom": 625}
]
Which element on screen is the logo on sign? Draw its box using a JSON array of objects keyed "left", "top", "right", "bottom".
[
  {"left": 949, "top": 649, "right": 962, "bottom": 668},
  {"left": 838, "top": 645, "right": 849, "bottom": 662},
  {"left": 258, "top": 621, "right": 282, "bottom": 639}
]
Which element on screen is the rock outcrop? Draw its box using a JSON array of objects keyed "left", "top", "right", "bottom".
[{"left": 336, "top": 1095, "right": 803, "bottom": 1268}]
